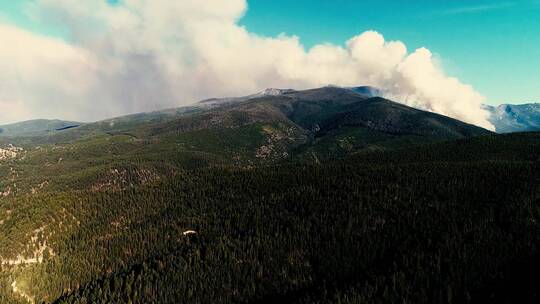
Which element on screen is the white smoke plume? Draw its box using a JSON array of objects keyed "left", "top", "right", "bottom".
[{"left": 0, "top": 0, "right": 493, "bottom": 129}]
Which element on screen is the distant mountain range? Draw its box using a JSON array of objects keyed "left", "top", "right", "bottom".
[
  {"left": 0, "top": 86, "right": 537, "bottom": 139},
  {"left": 483, "top": 103, "right": 540, "bottom": 133},
  {"left": 0, "top": 119, "right": 80, "bottom": 137},
  {"left": 0, "top": 86, "right": 491, "bottom": 164}
]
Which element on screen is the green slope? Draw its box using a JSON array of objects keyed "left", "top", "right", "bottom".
[
  {"left": 0, "top": 120, "right": 82, "bottom": 138},
  {"left": 0, "top": 133, "right": 538, "bottom": 303}
]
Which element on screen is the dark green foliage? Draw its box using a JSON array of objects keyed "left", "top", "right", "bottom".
[
  {"left": 0, "top": 133, "right": 537, "bottom": 303},
  {"left": 52, "top": 160, "right": 538, "bottom": 304}
]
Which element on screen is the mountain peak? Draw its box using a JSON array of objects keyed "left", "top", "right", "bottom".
[
  {"left": 257, "top": 88, "right": 296, "bottom": 96},
  {"left": 484, "top": 103, "right": 540, "bottom": 133}
]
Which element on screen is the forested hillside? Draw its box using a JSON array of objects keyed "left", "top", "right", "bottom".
[
  {"left": 0, "top": 132, "right": 538, "bottom": 303},
  {"left": 0, "top": 87, "right": 537, "bottom": 303}
]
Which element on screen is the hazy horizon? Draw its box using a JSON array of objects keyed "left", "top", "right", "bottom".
[
  {"left": 0, "top": 85, "right": 538, "bottom": 127},
  {"left": 0, "top": 0, "right": 538, "bottom": 128}
]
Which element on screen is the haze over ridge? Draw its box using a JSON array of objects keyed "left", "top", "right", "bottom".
[{"left": 0, "top": 0, "right": 493, "bottom": 129}]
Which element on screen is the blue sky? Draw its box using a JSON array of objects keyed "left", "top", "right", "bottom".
[
  {"left": 1, "top": 0, "right": 539, "bottom": 105},
  {"left": 241, "top": 0, "right": 540, "bottom": 104}
]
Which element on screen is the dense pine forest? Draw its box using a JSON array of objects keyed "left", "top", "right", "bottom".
[{"left": 0, "top": 131, "right": 538, "bottom": 303}]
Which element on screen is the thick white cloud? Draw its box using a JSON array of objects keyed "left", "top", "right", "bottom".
[
  {"left": 0, "top": 24, "right": 98, "bottom": 123},
  {"left": 0, "top": 0, "right": 493, "bottom": 129}
]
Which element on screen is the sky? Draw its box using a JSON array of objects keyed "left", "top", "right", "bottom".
[
  {"left": 0, "top": 0, "right": 538, "bottom": 127},
  {"left": 241, "top": 0, "right": 540, "bottom": 104}
]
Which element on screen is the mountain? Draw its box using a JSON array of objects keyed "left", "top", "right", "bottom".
[
  {"left": 0, "top": 86, "right": 538, "bottom": 303},
  {"left": 198, "top": 88, "right": 297, "bottom": 107},
  {"left": 227, "top": 86, "right": 492, "bottom": 159},
  {"left": 0, "top": 86, "right": 493, "bottom": 199},
  {"left": 0, "top": 86, "right": 491, "bottom": 160},
  {"left": 484, "top": 103, "right": 540, "bottom": 133},
  {"left": 157, "top": 86, "right": 491, "bottom": 160},
  {"left": 0, "top": 85, "right": 492, "bottom": 201},
  {"left": 197, "top": 86, "right": 489, "bottom": 142},
  {"left": 0, "top": 119, "right": 81, "bottom": 137}
]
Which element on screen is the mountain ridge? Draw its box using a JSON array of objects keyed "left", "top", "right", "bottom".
[
  {"left": 0, "top": 119, "right": 82, "bottom": 137},
  {"left": 484, "top": 103, "right": 540, "bottom": 133},
  {"left": 0, "top": 86, "right": 491, "bottom": 147},
  {"left": 2, "top": 87, "right": 538, "bottom": 136}
]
